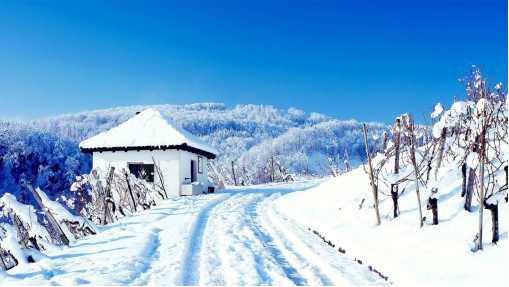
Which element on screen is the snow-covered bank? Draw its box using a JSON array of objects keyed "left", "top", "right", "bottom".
[
  {"left": 276, "top": 168, "right": 508, "bottom": 285},
  {"left": 0, "top": 194, "right": 225, "bottom": 285}
]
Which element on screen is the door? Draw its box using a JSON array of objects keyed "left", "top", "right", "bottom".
[{"left": 191, "top": 160, "right": 196, "bottom": 182}]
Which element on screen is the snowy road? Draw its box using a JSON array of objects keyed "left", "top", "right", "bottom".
[{"left": 1, "top": 181, "right": 388, "bottom": 286}]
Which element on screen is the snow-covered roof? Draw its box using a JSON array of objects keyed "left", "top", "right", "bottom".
[{"left": 79, "top": 108, "right": 217, "bottom": 158}]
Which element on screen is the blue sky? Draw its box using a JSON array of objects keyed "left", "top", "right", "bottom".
[{"left": 0, "top": 1, "right": 507, "bottom": 124}]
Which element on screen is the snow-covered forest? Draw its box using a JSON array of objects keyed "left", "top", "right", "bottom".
[{"left": 0, "top": 103, "right": 387, "bottom": 207}]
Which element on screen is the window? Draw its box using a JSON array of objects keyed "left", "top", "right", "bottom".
[
  {"left": 129, "top": 163, "right": 154, "bottom": 182},
  {"left": 198, "top": 156, "right": 203, "bottom": 174}
]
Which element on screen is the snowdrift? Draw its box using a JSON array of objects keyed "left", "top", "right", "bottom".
[{"left": 276, "top": 167, "right": 508, "bottom": 285}]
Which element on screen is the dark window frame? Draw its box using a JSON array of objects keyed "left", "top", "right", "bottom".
[{"left": 128, "top": 162, "right": 154, "bottom": 183}]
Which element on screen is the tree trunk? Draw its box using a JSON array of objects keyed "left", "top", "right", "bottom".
[
  {"left": 392, "top": 119, "right": 401, "bottom": 218},
  {"left": 478, "top": 130, "right": 486, "bottom": 251},
  {"left": 464, "top": 168, "right": 475, "bottom": 211},
  {"left": 461, "top": 163, "right": 467, "bottom": 197},
  {"left": 504, "top": 165, "right": 509, "bottom": 203},
  {"left": 391, "top": 185, "right": 398, "bottom": 218},
  {"left": 484, "top": 202, "right": 498, "bottom": 243},
  {"left": 411, "top": 151, "right": 423, "bottom": 228},
  {"left": 427, "top": 190, "right": 438, "bottom": 225},
  {"left": 363, "top": 123, "right": 381, "bottom": 226}
]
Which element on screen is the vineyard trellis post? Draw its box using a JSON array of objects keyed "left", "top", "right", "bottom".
[
  {"left": 362, "top": 123, "right": 381, "bottom": 226},
  {"left": 26, "top": 182, "right": 70, "bottom": 245},
  {"left": 101, "top": 167, "right": 116, "bottom": 226},
  {"left": 207, "top": 162, "right": 225, "bottom": 189},
  {"left": 270, "top": 156, "right": 275, "bottom": 183},
  {"left": 123, "top": 170, "right": 137, "bottom": 213},
  {"left": 406, "top": 115, "right": 423, "bottom": 228},
  {"left": 434, "top": 127, "right": 447, "bottom": 181}
]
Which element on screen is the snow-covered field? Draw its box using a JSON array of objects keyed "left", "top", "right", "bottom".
[
  {"left": 0, "top": 180, "right": 389, "bottom": 286},
  {"left": 277, "top": 168, "right": 508, "bottom": 286}
]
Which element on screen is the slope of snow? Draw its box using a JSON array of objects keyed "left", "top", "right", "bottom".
[
  {"left": 79, "top": 108, "right": 217, "bottom": 155},
  {"left": 276, "top": 168, "right": 508, "bottom": 286}
]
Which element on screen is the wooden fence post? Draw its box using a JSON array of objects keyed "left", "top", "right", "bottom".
[
  {"left": 101, "top": 167, "right": 116, "bottom": 226},
  {"left": 207, "top": 162, "right": 225, "bottom": 189},
  {"left": 124, "top": 171, "right": 137, "bottom": 213},
  {"left": 363, "top": 123, "right": 381, "bottom": 226},
  {"left": 26, "top": 182, "right": 70, "bottom": 245},
  {"left": 407, "top": 116, "right": 423, "bottom": 228},
  {"left": 270, "top": 156, "right": 275, "bottom": 183},
  {"left": 434, "top": 128, "right": 447, "bottom": 181}
]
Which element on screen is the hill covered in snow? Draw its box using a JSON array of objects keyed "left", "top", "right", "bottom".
[{"left": 29, "top": 103, "right": 388, "bottom": 178}]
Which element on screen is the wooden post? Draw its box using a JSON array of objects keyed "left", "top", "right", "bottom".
[
  {"left": 207, "top": 162, "right": 225, "bottom": 190},
  {"left": 270, "top": 156, "right": 275, "bottom": 183},
  {"left": 231, "top": 161, "right": 237, "bottom": 186},
  {"left": 124, "top": 171, "right": 137, "bottom": 213},
  {"left": 0, "top": 252, "right": 7, "bottom": 271},
  {"left": 461, "top": 163, "right": 467, "bottom": 197},
  {"left": 9, "top": 212, "right": 28, "bottom": 249},
  {"left": 277, "top": 163, "right": 286, "bottom": 182},
  {"left": 407, "top": 117, "right": 423, "bottom": 229},
  {"left": 434, "top": 128, "right": 447, "bottom": 181},
  {"left": 102, "top": 167, "right": 116, "bottom": 226},
  {"left": 362, "top": 123, "right": 381, "bottom": 226},
  {"left": 26, "top": 183, "right": 70, "bottom": 245}
]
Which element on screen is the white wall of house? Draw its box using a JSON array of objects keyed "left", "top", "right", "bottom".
[
  {"left": 92, "top": 149, "right": 209, "bottom": 198},
  {"left": 179, "top": 150, "right": 209, "bottom": 193}
]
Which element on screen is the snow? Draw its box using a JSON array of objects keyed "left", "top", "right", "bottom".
[
  {"left": 79, "top": 108, "right": 218, "bottom": 155},
  {"left": 0, "top": 181, "right": 389, "bottom": 286},
  {"left": 0, "top": 193, "right": 51, "bottom": 242},
  {"left": 431, "top": 103, "right": 443, "bottom": 118},
  {"left": 276, "top": 168, "right": 508, "bottom": 286}
]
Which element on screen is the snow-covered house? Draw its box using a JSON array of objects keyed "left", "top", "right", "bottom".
[{"left": 79, "top": 108, "right": 217, "bottom": 198}]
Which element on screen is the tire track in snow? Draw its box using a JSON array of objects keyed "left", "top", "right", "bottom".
[
  {"left": 179, "top": 193, "right": 232, "bottom": 286},
  {"left": 252, "top": 193, "right": 333, "bottom": 286},
  {"left": 265, "top": 195, "right": 389, "bottom": 286}
]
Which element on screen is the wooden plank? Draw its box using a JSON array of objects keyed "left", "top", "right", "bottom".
[{"left": 26, "top": 183, "right": 70, "bottom": 245}]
